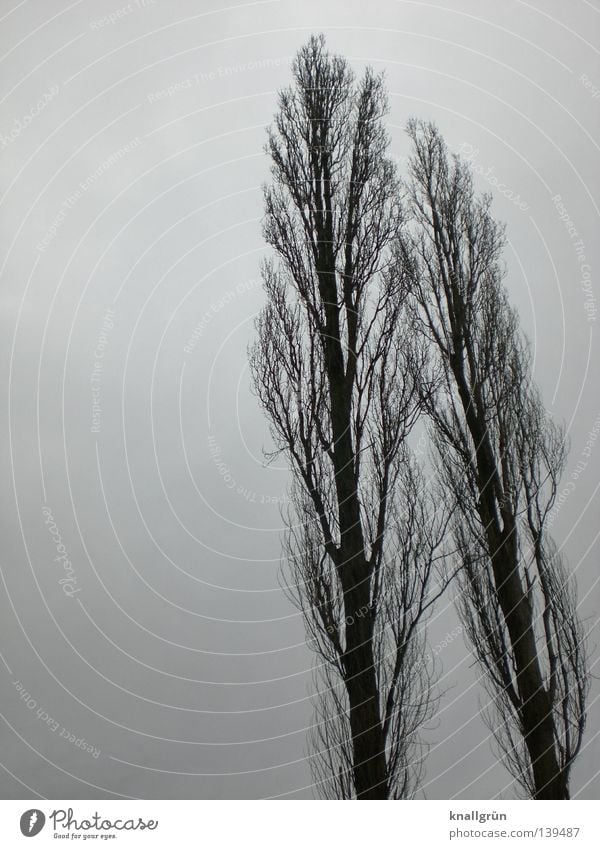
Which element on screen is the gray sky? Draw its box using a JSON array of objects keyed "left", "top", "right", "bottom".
[{"left": 0, "top": 0, "right": 598, "bottom": 799}]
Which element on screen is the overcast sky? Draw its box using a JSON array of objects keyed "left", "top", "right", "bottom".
[{"left": 0, "top": 0, "right": 598, "bottom": 800}]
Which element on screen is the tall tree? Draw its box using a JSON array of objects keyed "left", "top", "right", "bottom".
[
  {"left": 250, "top": 37, "right": 448, "bottom": 799},
  {"left": 398, "top": 120, "right": 588, "bottom": 799}
]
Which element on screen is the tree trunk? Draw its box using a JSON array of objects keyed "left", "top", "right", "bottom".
[
  {"left": 453, "top": 354, "right": 567, "bottom": 799},
  {"left": 343, "top": 578, "right": 389, "bottom": 799},
  {"left": 319, "top": 276, "right": 389, "bottom": 798},
  {"left": 490, "top": 534, "right": 567, "bottom": 799}
]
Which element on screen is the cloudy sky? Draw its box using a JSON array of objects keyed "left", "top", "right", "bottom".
[{"left": 0, "top": 0, "right": 598, "bottom": 799}]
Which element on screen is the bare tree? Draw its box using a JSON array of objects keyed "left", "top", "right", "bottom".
[
  {"left": 398, "top": 120, "right": 588, "bottom": 799},
  {"left": 250, "top": 36, "right": 448, "bottom": 799}
]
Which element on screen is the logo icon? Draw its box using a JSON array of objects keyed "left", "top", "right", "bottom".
[{"left": 20, "top": 810, "right": 45, "bottom": 837}]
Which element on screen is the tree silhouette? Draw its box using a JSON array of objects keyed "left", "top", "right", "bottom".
[
  {"left": 250, "top": 37, "right": 449, "bottom": 799},
  {"left": 398, "top": 120, "right": 588, "bottom": 799}
]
